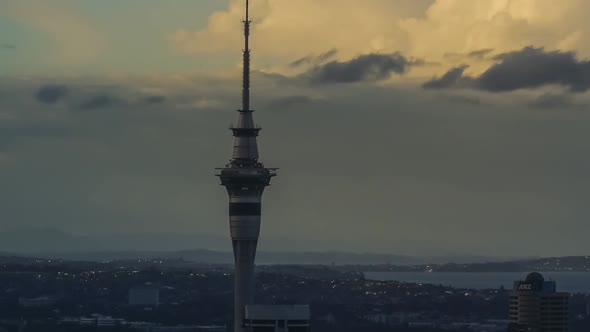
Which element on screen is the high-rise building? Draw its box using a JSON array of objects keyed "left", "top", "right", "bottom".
[
  {"left": 216, "top": 1, "right": 277, "bottom": 332},
  {"left": 244, "top": 305, "right": 311, "bottom": 332},
  {"left": 509, "top": 272, "right": 569, "bottom": 332}
]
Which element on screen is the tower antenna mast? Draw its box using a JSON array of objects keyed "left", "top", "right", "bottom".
[{"left": 242, "top": 0, "right": 251, "bottom": 112}]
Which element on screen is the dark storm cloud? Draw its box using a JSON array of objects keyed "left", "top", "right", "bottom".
[
  {"left": 425, "top": 47, "right": 590, "bottom": 92},
  {"left": 290, "top": 49, "right": 338, "bottom": 68},
  {"left": 305, "top": 52, "right": 411, "bottom": 84},
  {"left": 266, "top": 95, "right": 314, "bottom": 110},
  {"left": 467, "top": 48, "right": 494, "bottom": 59},
  {"left": 407, "top": 58, "right": 437, "bottom": 67},
  {"left": 35, "top": 85, "right": 68, "bottom": 104},
  {"left": 79, "top": 94, "right": 125, "bottom": 110},
  {"left": 143, "top": 95, "right": 167, "bottom": 104},
  {"left": 290, "top": 57, "right": 312, "bottom": 68},
  {"left": 422, "top": 65, "right": 472, "bottom": 89},
  {"left": 35, "top": 84, "right": 159, "bottom": 110},
  {"left": 318, "top": 49, "right": 338, "bottom": 62},
  {"left": 480, "top": 47, "right": 590, "bottom": 92},
  {"left": 444, "top": 49, "right": 494, "bottom": 61}
]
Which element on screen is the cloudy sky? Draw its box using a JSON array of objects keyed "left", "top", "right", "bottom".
[{"left": 1, "top": 0, "right": 590, "bottom": 257}]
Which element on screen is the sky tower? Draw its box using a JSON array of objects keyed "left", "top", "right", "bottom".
[{"left": 216, "top": 1, "right": 277, "bottom": 331}]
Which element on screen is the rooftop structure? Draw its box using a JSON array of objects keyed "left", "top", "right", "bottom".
[
  {"left": 244, "top": 305, "right": 311, "bottom": 332},
  {"left": 509, "top": 272, "right": 569, "bottom": 332}
]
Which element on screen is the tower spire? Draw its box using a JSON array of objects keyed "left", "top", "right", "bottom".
[{"left": 242, "top": 0, "right": 251, "bottom": 112}]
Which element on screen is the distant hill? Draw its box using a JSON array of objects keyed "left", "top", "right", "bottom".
[
  {"left": 359, "top": 256, "right": 590, "bottom": 272},
  {"left": 22, "top": 250, "right": 418, "bottom": 265},
  {"left": 0, "top": 228, "right": 515, "bottom": 265}
]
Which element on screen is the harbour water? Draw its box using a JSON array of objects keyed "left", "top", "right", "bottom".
[{"left": 365, "top": 272, "right": 590, "bottom": 293}]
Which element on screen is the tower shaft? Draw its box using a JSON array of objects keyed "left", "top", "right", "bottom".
[
  {"left": 217, "top": 1, "right": 277, "bottom": 332},
  {"left": 232, "top": 239, "right": 257, "bottom": 331}
]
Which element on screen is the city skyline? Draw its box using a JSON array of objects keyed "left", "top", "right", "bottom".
[{"left": 2, "top": 0, "right": 590, "bottom": 257}]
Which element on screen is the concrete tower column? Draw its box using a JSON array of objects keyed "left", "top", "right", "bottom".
[{"left": 216, "top": 2, "right": 277, "bottom": 332}]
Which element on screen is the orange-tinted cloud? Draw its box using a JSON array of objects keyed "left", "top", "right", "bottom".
[{"left": 171, "top": 0, "right": 590, "bottom": 78}]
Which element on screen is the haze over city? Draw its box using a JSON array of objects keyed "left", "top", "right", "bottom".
[{"left": 2, "top": 0, "right": 590, "bottom": 257}]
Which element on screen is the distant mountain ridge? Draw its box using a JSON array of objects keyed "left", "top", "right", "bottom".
[
  {"left": 359, "top": 256, "right": 590, "bottom": 273},
  {"left": 0, "top": 249, "right": 412, "bottom": 265},
  {"left": 0, "top": 228, "right": 520, "bottom": 265}
]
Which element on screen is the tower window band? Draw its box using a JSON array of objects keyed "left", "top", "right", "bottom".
[{"left": 229, "top": 203, "right": 262, "bottom": 216}]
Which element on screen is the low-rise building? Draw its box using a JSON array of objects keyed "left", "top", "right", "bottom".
[{"left": 244, "top": 305, "right": 310, "bottom": 332}]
